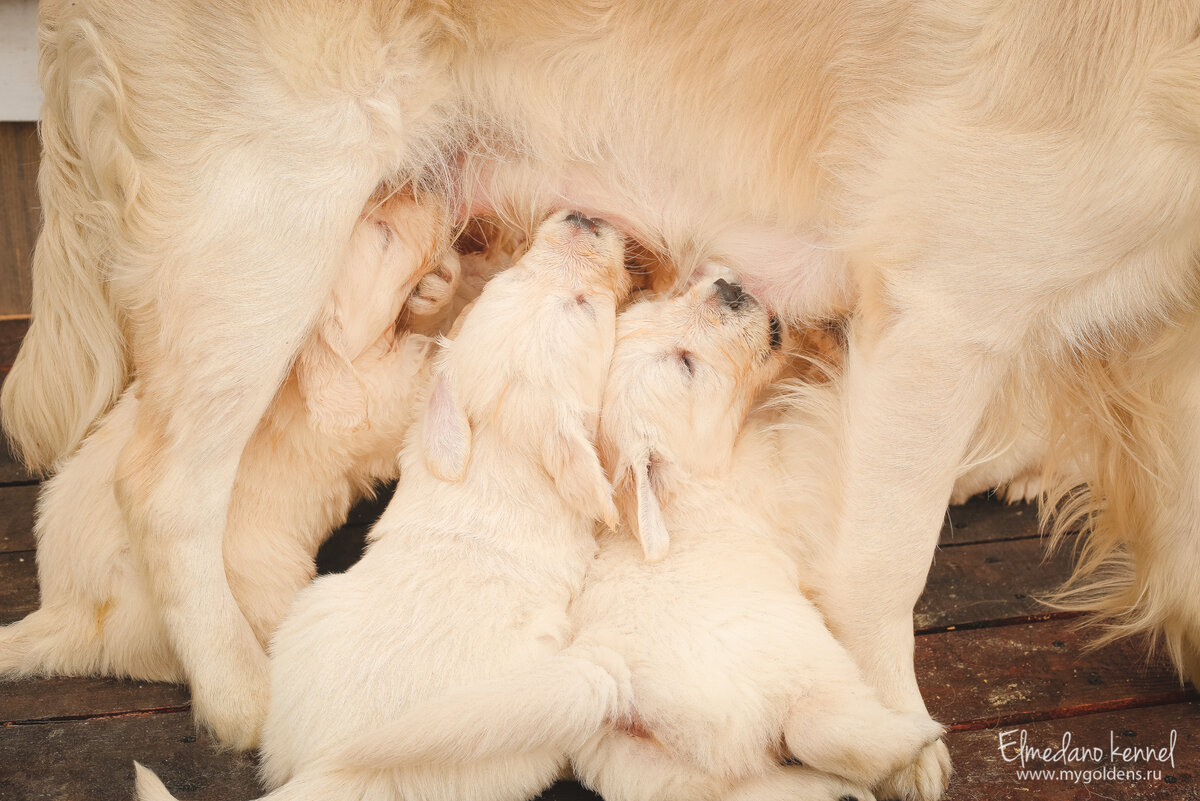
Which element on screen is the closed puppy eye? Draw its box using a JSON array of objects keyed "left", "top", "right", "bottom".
[{"left": 677, "top": 349, "right": 696, "bottom": 376}]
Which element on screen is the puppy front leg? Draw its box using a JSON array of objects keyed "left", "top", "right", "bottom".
[{"left": 816, "top": 314, "right": 1008, "bottom": 801}]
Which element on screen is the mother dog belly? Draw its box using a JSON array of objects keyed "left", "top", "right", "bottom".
[{"left": 461, "top": 157, "right": 855, "bottom": 321}]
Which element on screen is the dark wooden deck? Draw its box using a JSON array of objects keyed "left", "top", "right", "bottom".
[{"left": 2, "top": 319, "right": 1199, "bottom": 801}]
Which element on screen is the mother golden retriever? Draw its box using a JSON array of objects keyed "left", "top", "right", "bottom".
[{"left": 4, "top": 2, "right": 1200, "bottom": 798}]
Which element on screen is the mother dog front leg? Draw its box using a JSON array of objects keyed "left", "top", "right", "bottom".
[
  {"left": 816, "top": 313, "right": 1008, "bottom": 801},
  {"left": 111, "top": 171, "right": 384, "bottom": 750}
]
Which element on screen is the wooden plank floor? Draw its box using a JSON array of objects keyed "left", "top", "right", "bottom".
[
  {"left": 2, "top": 326, "right": 1198, "bottom": 801},
  {"left": 0, "top": 121, "right": 39, "bottom": 317}
]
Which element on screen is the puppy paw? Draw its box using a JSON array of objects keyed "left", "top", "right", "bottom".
[
  {"left": 786, "top": 690, "right": 944, "bottom": 790},
  {"left": 875, "top": 738, "right": 952, "bottom": 801},
  {"left": 567, "top": 642, "right": 635, "bottom": 721},
  {"left": 406, "top": 252, "right": 461, "bottom": 320}
]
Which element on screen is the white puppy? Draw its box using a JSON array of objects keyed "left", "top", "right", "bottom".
[
  {"left": 12, "top": 8, "right": 1200, "bottom": 789},
  {"left": 573, "top": 279, "right": 941, "bottom": 800},
  {"left": 136, "top": 210, "right": 632, "bottom": 801},
  {"left": 303, "top": 278, "right": 941, "bottom": 801},
  {"left": 0, "top": 193, "right": 455, "bottom": 686}
]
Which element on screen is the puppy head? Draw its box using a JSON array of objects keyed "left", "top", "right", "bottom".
[
  {"left": 297, "top": 192, "right": 453, "bottom": 432},
  {"left": 601, "top": 277, "right": 785, "bottom": 560},
  {"left": 421, "top": 210, "right": 631, "bottom": 520}
]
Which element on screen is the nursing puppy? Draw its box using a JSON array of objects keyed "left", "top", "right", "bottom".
[
  {"left": 11, "top": 6, "right": 1200, "bottom": 794},
  {"left": 313, "top": 278, "right": 940, "bottom": 801},
  {"left": 0, "top": 193, "right": 455, "bottom": 688},
  {"left": 574, "top": 280, "right": 940, "bottom": 800},
  {"left": 135, "top": 210, "right": 631, "bottom": 801}
]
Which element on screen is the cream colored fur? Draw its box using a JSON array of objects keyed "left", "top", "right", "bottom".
[
  {"left": 306, "top": 279, "right": 941, "bottom": 801},
  {"left": 0, "top": 194, "right": 455, "bottom": 708},
  {"left": 134, "top": 211, "right": 632, "bottom": 801},
  {"left": 574, "top": 282, "right": 941, "bottom": 798},
  {"left": 6, "top": 3, "right": 1200, "bottom": 794},
  {"left": 1034, "top": 309, "right": 1200, "bottom": 685}
]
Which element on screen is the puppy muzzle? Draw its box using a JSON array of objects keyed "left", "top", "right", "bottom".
[
  {"left": 564, "top": 211, "right": 604, "bottom": 236},
  {"left": 713, "top": 278, "right": 750, "bottom": 311}
]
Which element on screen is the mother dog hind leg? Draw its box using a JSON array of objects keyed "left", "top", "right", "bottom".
[
  {"left": 1056, "top": 313, "right": 1200, "bottom": 688},
  {"left": 1151, "top": 322, "right": 1200, "bottom": 684},
  {"left": 815, "top": 312, "right": 1011, "bottom": 800}
]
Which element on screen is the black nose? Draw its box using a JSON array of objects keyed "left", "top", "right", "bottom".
[
  {"left": 564, "top": 211, "right": 602, "bottom": 235},
  {"left": 713, "top": 278, "right": 746, "bottom": 310}
]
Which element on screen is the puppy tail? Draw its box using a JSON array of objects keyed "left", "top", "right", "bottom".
[
  {"left": 2, "top": 8, "right": 135, "bottom": 473},
  {"left": 136, "top": 762, "right": 314, "bottom": 801},
  {"left": 0, "top": 609, "right": 84, "bottom": 678},
  {"left": 133, "top": 763, "right": 183, "bottom": 801},
  {"left": 331, "top": 643, "right": 631, "bottom": 770}
]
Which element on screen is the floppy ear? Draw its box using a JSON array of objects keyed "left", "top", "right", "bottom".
[
  {"left": 542, "top": 415, "right": 619, "bottom": 529},
  {"left": 631, "top": 450, "right": 670, "bottom": 563},
  {"left": 295, "top": 305, "right": 369, "bottom": 433},
  {"left": 423, "top": 372, "right": 472, "bottom": 481}
]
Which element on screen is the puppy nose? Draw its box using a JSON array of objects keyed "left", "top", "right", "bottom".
[
  {"left": 713, "top": 278, "right": 746, "bottom": 310},
  {"left": 564, "top": 211, "right": 603, "bottom": 235},
  {"left": 768, "top": 314, "right": 782, "bottom": 350}
]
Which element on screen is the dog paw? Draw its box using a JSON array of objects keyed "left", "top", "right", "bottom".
[
  {"left": 1000, "top": 472, "right": 1042, "bottom": 504},
  {"left": 406, "top": 252, "right": 461, "bottom": 319},
  {"left": 569, "top": 642, "right": 635, "bottom": 720},
  {"left": 875, "top": 738, "right": 952, "bottom": 801},
  {"left": 785, "top": 684, "right": 944, "bottom": 791}
]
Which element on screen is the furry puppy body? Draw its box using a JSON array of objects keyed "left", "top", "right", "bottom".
[
  {"left": 571, "top": 282, "right": 941, "bottom": 800},
  {"left": 7, "top": 3, "right": 1200, "bottom": 790},
  {"left": 0, "top": 195, "right": 453, "bottom": 685},
  {"left": 303, "top": 280, "right": 940, "bottom": 801},
  {"left": 137, "top": 211, "right": 632, "bottom": 801}
]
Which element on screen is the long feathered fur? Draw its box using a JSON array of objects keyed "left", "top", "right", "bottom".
[
  {"left": 1, "top": 6, "right": 139, "bottom": 473},
  {"left": 1040, "top": 303, "right": 1200, "bottom": 682},
  {"left": 7, "top": 3, "right": 1200, "bottom": 790}
]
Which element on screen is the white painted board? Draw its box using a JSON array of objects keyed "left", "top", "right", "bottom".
[{"left": 0, "top": 0, "right": 41, "bottom": 121}]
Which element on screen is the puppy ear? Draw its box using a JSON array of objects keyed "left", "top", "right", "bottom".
[
  {"left": 631, "top": 451, "right": 670, "bottom": 563},
  {"left": 423, "top": 372, "right": 471, "bottom": 481},
  {"left": 542, "top": 417, "right": 619, "bottom": 528},
  {"left": 296, "top": 305, "right": 369, "bottom": 433}
]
